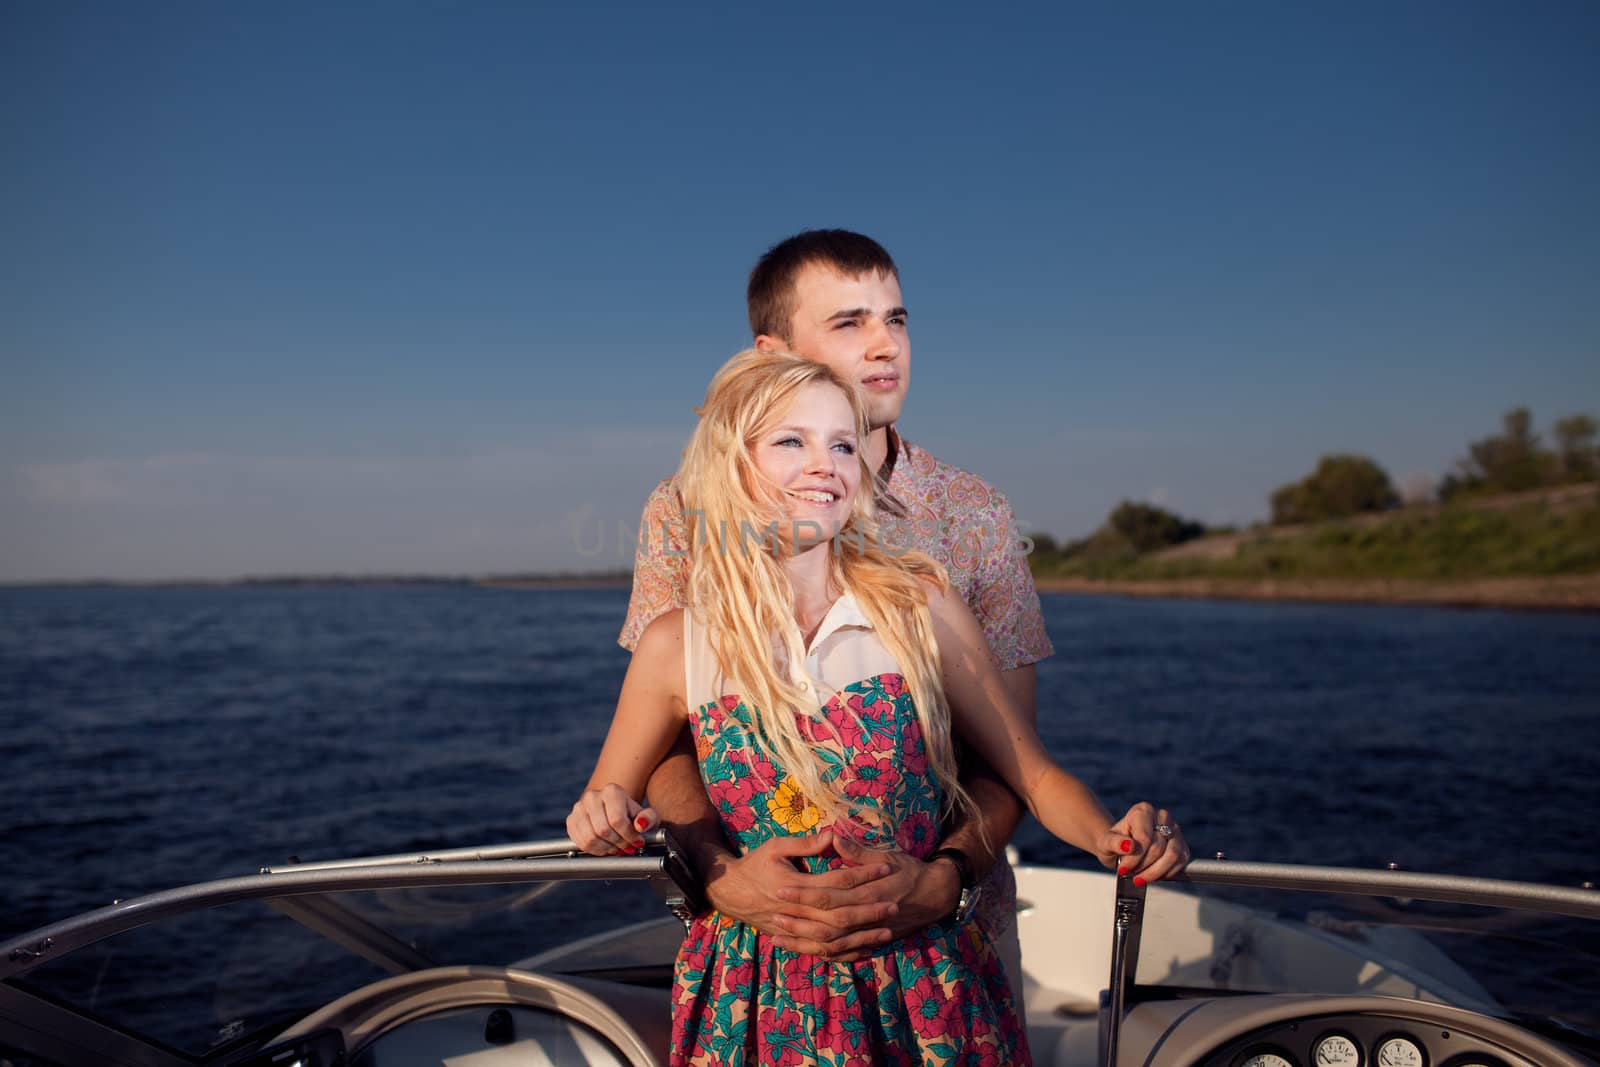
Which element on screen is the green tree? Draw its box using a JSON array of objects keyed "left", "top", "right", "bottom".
[
  {"left": 1553, "top": 414, "right": 1599, "bottom": 483},
  {"left": 1270, "top": 454, "right": 1399, "bottom": 525},
  {"left": 1440, "top": 407, "right": 1562, "bottom": 498},
  {"left": 1107, "top": 501, "right": 1207, "bottom": 553},
  {"left": 1028, "top": 531, "right": 1060, "bottom": 557}
]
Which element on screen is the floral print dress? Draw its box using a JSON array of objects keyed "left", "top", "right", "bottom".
[{"left": 668, "top": 597, "right": 1029, "bottom": 1066}]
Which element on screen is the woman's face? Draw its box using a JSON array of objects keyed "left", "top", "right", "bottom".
[{"left": 750, "top": 381, "right": 861, "bottom": 540}]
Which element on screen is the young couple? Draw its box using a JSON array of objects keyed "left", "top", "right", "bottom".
[{"left": 567, "top": 230, "right": 1190, "bottom": 1065}]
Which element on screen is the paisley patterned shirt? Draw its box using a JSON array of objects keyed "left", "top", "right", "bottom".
[{"left": 619, "top": 430, "right": 1053, "bottom": 670}]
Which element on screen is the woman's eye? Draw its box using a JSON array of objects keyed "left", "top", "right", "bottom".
[
  {"left": 832, "top": 442, "right": 856, "bottom": 455},
  {"left": 774, "top": 436, "right": 801, "bottom": 447}
]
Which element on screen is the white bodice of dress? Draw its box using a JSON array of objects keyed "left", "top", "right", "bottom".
[{"left": 682, "top": 592, "right": 900, "bottom": 713}]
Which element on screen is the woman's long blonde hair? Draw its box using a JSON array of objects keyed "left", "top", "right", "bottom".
[{"left": 677, "top": 349, "right": 975, "bottom": 831}]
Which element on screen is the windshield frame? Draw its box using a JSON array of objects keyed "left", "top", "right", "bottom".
[{"left": 0, "top": 835, "right": 698, "bottom": 1065}]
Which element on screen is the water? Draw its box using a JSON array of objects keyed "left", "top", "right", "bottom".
[{"left": 2, "top": 585, "right": 1599, "bottom": 1046}]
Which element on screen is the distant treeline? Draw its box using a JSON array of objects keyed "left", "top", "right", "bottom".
[
  {"left": 5, "top": 570, "right": 635, "bottom": 589},
  {"left": 1032, "top": 407, "right": 1600, "bottom": 570}
]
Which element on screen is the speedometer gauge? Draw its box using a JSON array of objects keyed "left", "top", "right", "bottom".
[
  {"left": 1315, "top": 1033, "right": 1362, "bottom": 1065},
  {"left": 1376, "top": 1036, "right": 1425, "bottom": 1067},
  {"left": 1239, "top": 1053, "right": 1295, "bottom": 1067}
]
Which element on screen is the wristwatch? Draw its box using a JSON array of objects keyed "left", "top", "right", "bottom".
[{"left": 929, "top": 847, "right": 982, "bottom": 925}]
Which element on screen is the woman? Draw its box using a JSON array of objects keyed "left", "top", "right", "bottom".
[{"left": 568, "top": 350, "right": 1189, "bottom": 1065}]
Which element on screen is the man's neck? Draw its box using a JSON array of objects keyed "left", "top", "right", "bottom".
[{"left": 865, "top": 425, "right": 896, "bottom": 479}]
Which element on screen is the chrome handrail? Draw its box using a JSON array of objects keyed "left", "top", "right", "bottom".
[
  {"left": 1178, "top": 859, "right": 1600, "bottom": 918},
  {"left": 258, "top": 837, "right": 588, "bottom": 874}
]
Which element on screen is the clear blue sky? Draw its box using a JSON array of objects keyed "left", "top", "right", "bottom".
[{"left": 4, "top": 2, "right": 1597, "bottom": 580}]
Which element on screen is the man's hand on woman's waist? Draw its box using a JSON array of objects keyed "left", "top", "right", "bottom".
[{"left": 704, "top": 832, "right": 962, "bottom": 962}]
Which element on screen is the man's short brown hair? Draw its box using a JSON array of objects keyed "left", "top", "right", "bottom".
[{"left": 747, "top": 229, "right": 900, "bottom": 340}]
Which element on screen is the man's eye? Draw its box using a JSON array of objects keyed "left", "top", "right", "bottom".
[{"left": 888, "top": 315, "right": 907, "bottom": 326}]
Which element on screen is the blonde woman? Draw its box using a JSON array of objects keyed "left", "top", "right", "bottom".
[{"left": 569, "top": 350, "right": 1189, "bottom": 1065}]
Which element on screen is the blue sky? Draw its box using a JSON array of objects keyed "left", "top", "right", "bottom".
[{"left": 3, "top": 2, "right": 1597, "bottom": 580}]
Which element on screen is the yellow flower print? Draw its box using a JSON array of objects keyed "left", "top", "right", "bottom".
[{"left": 767, "top": 779, "right": 822, "bottom": 834}]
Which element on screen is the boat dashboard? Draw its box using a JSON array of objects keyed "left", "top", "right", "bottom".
[
  {"left": 212, "top": 967, "right": 1600, "bottom": 1067},
  {"left": 1125, "top": 994, "right": 1597, "bottom": 1067}
]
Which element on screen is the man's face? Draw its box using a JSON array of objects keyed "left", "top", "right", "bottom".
[{"left": 757, "top": 263, "right": 910, "bottom": 430}]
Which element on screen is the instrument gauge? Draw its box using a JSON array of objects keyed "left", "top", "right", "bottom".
[
  {"left": 1314, "top": 1033, "right": 1362, "bottom": 1066},
  {"left": 1376, "top": 1036, "right": 1425, "bottom": 1067},
  {"left": 1238, "top": 1053, "right": 1295, "bottom": 1067}
]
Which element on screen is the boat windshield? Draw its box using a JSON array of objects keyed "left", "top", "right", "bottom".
[
  {"left": 10, "top": 876, "right": 676, "bottom": 1060},
  {"left": 1134, "top": 879, "right": 1600, "bottom": 1039}
]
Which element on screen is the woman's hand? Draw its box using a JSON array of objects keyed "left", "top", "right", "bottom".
[
  {"left": 567, "top": 783, "right": 658, "bottom": 856},
  {"left": 1099, "top": 802, "right": 1190, "bottom": 886}
]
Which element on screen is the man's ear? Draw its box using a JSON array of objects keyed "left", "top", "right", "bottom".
[{"left": 753, "top": 333, "right": 787, "bottom": 354}]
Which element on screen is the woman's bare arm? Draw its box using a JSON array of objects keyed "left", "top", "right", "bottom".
[
  {"left": 566, "top": 611, "right": 690, "bottom": 854},
  {"left": 928, "top": 585, "right": 1190, "bottom": 881}
]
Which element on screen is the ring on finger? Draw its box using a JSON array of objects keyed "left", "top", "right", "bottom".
[{"left": 1154, "top": 823, "right": 1175, "bottom": 839}]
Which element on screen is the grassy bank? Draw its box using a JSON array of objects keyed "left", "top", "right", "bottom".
[
  {"left": 1031, "top": 489, "right": 1600, "bottom": 608},
  {"left": 1033, "top": 573, "right": 1600, "bottom": 610}
]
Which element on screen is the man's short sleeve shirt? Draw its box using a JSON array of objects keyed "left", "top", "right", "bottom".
[{"left": 878, "top": 435, "right": 1053, "bottom": 671}]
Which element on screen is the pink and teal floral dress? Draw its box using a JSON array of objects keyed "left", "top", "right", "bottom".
[{"left": 668, "top": 597, "right": 1029, "bottom": 1066}]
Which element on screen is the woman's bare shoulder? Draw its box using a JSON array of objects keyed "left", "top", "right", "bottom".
[
  {"left": 919, "top": 577, "right": 965, "bottom": 619},
  {"left": 626, "top": 609, "right": 687, "bottom": 712},
  {"left": 634, "top": 608, "right": 685, "bottom": 660}
]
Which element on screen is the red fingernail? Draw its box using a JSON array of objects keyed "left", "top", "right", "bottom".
[
  {"left": 634, "top": 816, "right": 649, "bottom": 830},
  {"left": 1116, "top": 865, "right": 1125, "bottom": 877},
  {"left": 1119, "top": 839, "right": 1132, "bottom": 853},
  {"left": 1133, "top": 876, "right": 1146, "bottom": 887}
]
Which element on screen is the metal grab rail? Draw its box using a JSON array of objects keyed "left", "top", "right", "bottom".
[
  {"left": 258, "top": 836, "right": 592, "bottom": 874},
  {"left": 1, "top": 832, "right": 702, "bottom": 981},
  {"left": 1178, "top": 859, "right": 1600, "bottom": 919},
  {"left": 1097, "top": 858, "right": 1599, "bottom": 1066}
]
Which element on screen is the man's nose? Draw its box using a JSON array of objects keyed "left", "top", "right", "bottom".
[{"left": 865, "top": 319, "right": 900, "bottom": 361}]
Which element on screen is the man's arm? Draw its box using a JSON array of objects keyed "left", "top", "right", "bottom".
[{"left": 645, "top": 734, "right": 731, "bottom": 876}]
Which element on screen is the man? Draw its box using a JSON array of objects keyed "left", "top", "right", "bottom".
[{"left": 618, "top": 229, "right": 1057, "bottom": 991}]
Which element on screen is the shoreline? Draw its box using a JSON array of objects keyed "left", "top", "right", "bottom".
[
  {"left": 474, "top": 577, "right": 631, "bottom": 590},
  {"left": 1032, "top": 573, "right": 1600, "bottom": 612}
]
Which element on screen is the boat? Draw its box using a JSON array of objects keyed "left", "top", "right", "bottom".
[{"left": 3, "top": 831, "right": 1597, "bottom": 1067}]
